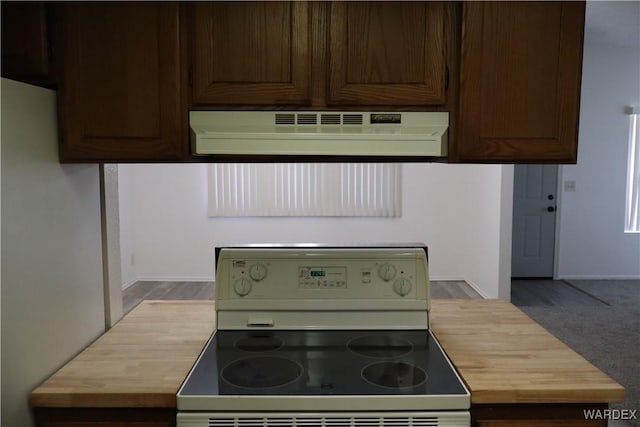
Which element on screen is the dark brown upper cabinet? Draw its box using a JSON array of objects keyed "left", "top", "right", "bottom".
[
  {"left": 454, "top": 1, "right": 585, "bottom": 163},
  {"left": 190, "top": 1, "right": 311, "bottom": 106},
  {"left": 1, "top": 2, "right": 52, "bottom": 86},
  {"left": 36, "top": 1, "right": 584, "bottom": 163},
  {"left": 327, "top": 2, "right": 447, "bottom": 106},
  {"left": 189, "top": 1, "right": 449, "bottom": 108},
  {"left": 55, "top": 2, "right": 187, "bottom": 162}
]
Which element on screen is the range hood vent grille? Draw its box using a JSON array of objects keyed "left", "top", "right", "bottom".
[
  {"left": 296, "top": 113, "right": 317, "bottom": 125},
  {"left": 320, "top": 114, "right": 341, "bottom": 125},
  {"left": 274, "top": 113, "right": 295, "bottom": 125},
  {"left": 343, "top": 114, "right": 364, "bottom": 125},
  {"left": 274, "top": 112, "right": 366, "bottom": 126}
]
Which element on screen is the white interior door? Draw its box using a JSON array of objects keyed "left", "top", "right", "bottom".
[{"left": 512, "top": 165, "right": 558, "bottom": 277}]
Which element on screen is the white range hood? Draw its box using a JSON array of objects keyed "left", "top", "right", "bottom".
[{"left": 190, "top": 111, "right": 448, "bottom": 157}]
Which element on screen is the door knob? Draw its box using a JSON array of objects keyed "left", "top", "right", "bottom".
[{"left": 547, "top": 206, "right": 556, "bottom": 212}]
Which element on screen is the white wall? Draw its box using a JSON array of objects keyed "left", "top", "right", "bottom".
[
  {"left": 1, "top": 79, "right": 105, "bottom": 427},
  {"left": 556, "top": 43, "right": 640, "bottom": 279},
  {"left": 118, "top": 162, "right": 513, "bottom": 298}
]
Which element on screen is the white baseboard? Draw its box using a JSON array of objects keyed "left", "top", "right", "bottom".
[
  {"left": 429, "top": 277, "right": 490, "bottom": 299},
  {"left": 129, "top": 276, "right": 214, "bottom": 283},
  {"left": 121, "top": 279, "right": 138, "bottom": 291},
  {"left": 463, "top": 279, "right": 490, "bottom": 299},
  {"left": 429, "top": 276, "right": 466, "bottom": 282}
]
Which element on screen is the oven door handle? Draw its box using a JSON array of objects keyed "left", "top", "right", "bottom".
[{"left": 247, "top": 317, "right": 275, "bottom": 327}]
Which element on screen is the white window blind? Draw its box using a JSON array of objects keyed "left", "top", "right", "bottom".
[
  {"left": 208, "top": 163, "right": 401, "bottom": 217},
  {"left": 625, "top": 107, "right": 640, "bottom": 233}
]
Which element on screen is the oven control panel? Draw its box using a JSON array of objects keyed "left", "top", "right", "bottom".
[{"left": 216, "top": 247, "right": 429, "bottom": 301}]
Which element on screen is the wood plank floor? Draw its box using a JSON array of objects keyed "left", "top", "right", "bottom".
[
  {"left": 123, "top": 279, "right": 634, "bottom": 314},
  {"left": 123, "top": 281, "right": 214, "bottom": 315},
  {"left": 123, "top": 280, "right": 481, "bottom": 315}
]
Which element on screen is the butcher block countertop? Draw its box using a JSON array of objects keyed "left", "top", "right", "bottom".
[
  {"left": 30, "top": 301, "right": 217, "bottom": 408},
  {"left": 31, "top": 299, "right": 624, "bottom": 409},
  {"left": 430, "top": 299, "right": 625, "bottom": 404}
]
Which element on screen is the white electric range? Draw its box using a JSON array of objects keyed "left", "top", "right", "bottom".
[{"left": 177, "top": 245, "right": 470, "bottom": 427}]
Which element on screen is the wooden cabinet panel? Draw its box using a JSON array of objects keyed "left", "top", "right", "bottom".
[
  {"left": 328, "top": 1, "right": 446, "bottom": 106},
  {"left": 456, "top": 1, "right": 584, "bottom": 163},
  {"left": 56, "top": 2, "right": 186, "bottom": 162},
  {"left": 190, "top": 1, "right": 310, "bottom": 105},
  {"left": 1, "top": 1, "right": 51, "bottom": 84},
  {"left": 472, "top": 404, "right": 608, "bottom": 427},
  {"left": 34, "top": 407, "right": 175, "bottom": 427}
]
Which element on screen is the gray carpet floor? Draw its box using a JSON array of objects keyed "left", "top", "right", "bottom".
[
  {"left": 569, "top": 280, "right": 640, "bottom": 307},
  {"left": 517, "top": 280, "right": 640, "bottom": 427}
]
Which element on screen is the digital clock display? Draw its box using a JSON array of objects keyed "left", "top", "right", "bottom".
[{"left": 298, "top": 266, "right": 347, "bottom": 289}]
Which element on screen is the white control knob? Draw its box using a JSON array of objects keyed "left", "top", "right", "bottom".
[
  {"left": 233, "top": 278, "right": 252, "bottom": 296},
  {"left": 393, "top": 278, "right": 412, "bottom": 296},
  {"left": 377, "top": 263, "right": 397, "bottom": 281},
  {"left": 249, "top": 263, "right": 268, "bottom": 281}
]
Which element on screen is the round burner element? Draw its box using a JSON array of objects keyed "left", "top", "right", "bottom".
[
  {"left": 222, "top": 356, "right": 302, "bottom": 389},
  {"left": 235, "top": 333, "right": 283, "bottom": 352},
  {"left": 362, "top": 361, "right": 427, "bottom": 389},
  {"left": 347, "top": 334, "right": 413, "bottom": 359}
]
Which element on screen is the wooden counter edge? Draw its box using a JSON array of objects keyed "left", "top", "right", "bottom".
[
  {"left": 470, "top": 388, "right": 626, "bottom": 405},
  {"left": 30, "top": 391, "right": 177, "bottom": 409}
]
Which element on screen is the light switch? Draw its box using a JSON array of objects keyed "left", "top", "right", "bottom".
[{"left": 564, "top": 180, "right": 576, "bottom": 192}]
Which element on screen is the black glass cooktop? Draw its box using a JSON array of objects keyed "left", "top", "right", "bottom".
[{"left": 180, "top": 330, "right": 467, "bottom": 397}]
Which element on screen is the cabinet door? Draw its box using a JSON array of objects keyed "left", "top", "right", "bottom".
[
  {"left": 456, "top": 1, "right": 585, "bottom": 163},
  {"left": 191, "top": 2, "right": 310, "bottom": 105},
  {"left": 56, "top": 2, "right": 186, "bottom": 162},
  {"left": 1, "top": 1, "right": 51, "bottom": 84},
  {"left": 328, "top": 2, "right": 446, "bottom": 106}
]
